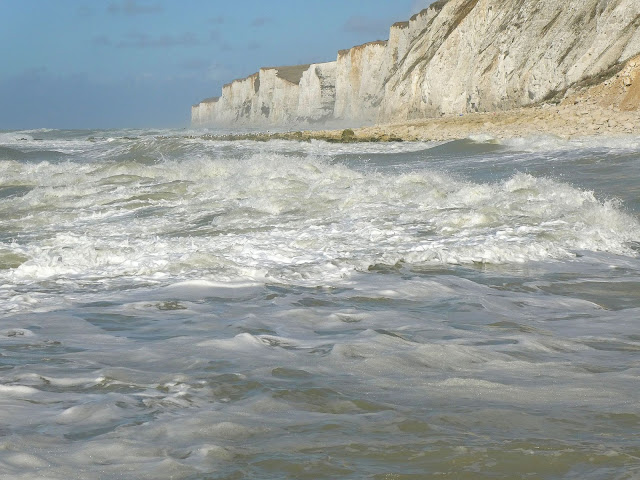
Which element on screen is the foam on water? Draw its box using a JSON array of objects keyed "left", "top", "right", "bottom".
[
  {"left": 499, "top": 133, "right": 640, "bottom": 153},
  {"left": 2, "top": 129, "right": 640, "bottom": 479},
  {"left": 2, "top": 149, "right": 638, "bottom": 292}
]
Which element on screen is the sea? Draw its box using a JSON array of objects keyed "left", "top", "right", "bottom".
[{"left": 1, "top": 128, "right": 639, "bottom": 479}]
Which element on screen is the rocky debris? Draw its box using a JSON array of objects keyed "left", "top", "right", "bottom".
[
  {"left": 340, "top": 129, "right": 355, "bottom": 141},
  {"left": 189, "top": 130, "right": 403, "bottom": 143}
]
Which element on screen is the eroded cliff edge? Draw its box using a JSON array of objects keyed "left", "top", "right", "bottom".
[{"left": 192, "top": 0, "right": 640, "bottom": 127}]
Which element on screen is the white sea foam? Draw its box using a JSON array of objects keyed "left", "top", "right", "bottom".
[
  {"left": 1, "top": 130, "right": 640, "bottom": 479},
  {"left": 467, "top": 133, "right": 498, "bottom": 143},
  {"left": 0, "top": 132, "right": 35, "bottom": 144},
  {"left": 2, "top": 147, "right": 639, "bottom": 291},
  {"left": 0, "top": 385, "right": 40, "bottom": 396},
  {"left": 499, "top": 133, "right": 640, "bottom": 152}
]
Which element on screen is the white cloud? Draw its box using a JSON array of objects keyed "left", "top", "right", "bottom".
[{"left": 116, "top": 32, "right": 200, "bottom": 48}]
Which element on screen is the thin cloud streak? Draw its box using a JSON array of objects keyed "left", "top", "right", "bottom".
[
  {"left": 93, "top": 35, "right": 112, "bottom": 46},
  {"left": 116, "top": 32, "right": 201, "bottom": 48},
  {"left": 342, "top": 15, "right": 391, "bottom": 37},
  {"left": 250, "top": 16, "right": 272, "bottom": 27},
  {"left": 107, "top": 0, "right": 163, "bottom": 15}
]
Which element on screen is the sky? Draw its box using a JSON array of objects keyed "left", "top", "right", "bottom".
[{"left": 1, "top": 0, "right": 435, "bottom": 130}]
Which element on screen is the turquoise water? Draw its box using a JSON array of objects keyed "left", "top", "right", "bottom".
[{"left": 1, "top": 129, "right": 639, "bottom": 479}]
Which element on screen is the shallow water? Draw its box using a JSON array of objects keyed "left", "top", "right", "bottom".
[{"left": 1, "top": 129, "right": 639, "bottom": 479}]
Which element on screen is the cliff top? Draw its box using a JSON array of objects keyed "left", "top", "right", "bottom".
[
  {"left": 262, "top": 64, "right": 312, "bottom": 85},
  {"left": 222, "top": 72, "right": 259, "bottom": 89},
  {"left": 338, "top": 40, "right": 388, "bottom": 57},
  {"left": 410, "top": 0, "right": 449, "bottom": 21},
  {"left": 192, "top": 96, "right": 219, "bottom": 107}
]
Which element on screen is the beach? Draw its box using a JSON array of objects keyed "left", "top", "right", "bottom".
[{"left": 202, "top": 98, "right": 640, "bottom": 143}]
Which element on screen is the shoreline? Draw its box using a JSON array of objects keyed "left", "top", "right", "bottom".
[
  {"left": 195, "top": 101, "right": 640, "bottom": 144},
  {"left": 196, "top": 57, "right": 640, "bottom": 143},
  {"left": 196, "top": 101, "right": 640, "bottom": 144}
]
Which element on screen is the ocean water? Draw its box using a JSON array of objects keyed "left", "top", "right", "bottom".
[{"left": 1, "top": 128, "right": 639, "bottom": 479}]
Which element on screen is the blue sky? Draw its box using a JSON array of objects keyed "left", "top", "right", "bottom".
[{"left": 1, "top": 0, "right": 434, "bottom": 129}]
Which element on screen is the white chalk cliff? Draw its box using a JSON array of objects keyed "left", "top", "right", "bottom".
[{"left": 192, "top": 0, "right": 640, "bottom": 127}]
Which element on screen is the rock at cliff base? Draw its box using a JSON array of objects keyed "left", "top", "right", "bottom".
[{"left": 341, "top": 129, "right": 355, "bottom": 141}]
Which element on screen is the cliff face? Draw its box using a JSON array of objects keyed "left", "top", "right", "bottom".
[
  {"left": 380, "top": 0, "right": 640, "bottom": 121},
  {"left": 333, "top": 41, "right": 388, "bottom": 121},
  {"left": 192, "top": 0, "right": 640, "bottom": 127},
  {"left": 192, "top": 64, "right": 336, "bottom": 126},
  {"left": 297, "top": 62, "right": 337, "bottom": 122}
]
